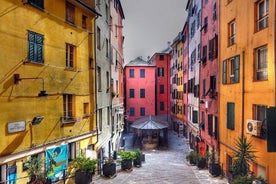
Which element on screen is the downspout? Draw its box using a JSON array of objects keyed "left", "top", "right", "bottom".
[
  {"left": 274, "top": 0, "right": 276, "bottom": 107},
  {"left": 241, "top": 50, "right": 245, "bottom": 139},
  {"left": 94, "top": 14, "right": 99, "bottom": 145}
]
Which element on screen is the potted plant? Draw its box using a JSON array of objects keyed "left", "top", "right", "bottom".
[
  {"left": 133, "top": 148, "right": 143, "bottom": 167},
  {"left": 231, "top": 137, "right": 257, "bottom": 180},
  {"left": 71, "top": 154, "right": 98, "bottom": 184},
  {"left": 208, "top": 149, "right": 221, "bottom": 177},
  {"left": 197, "top": 155, "right": 207, "bottom": 169},
  {"left": 26, "top": 156, "right": 51, "bottom": 184},
  {"left": 118, "top": 150, "right": 135, "bottom": 171},
  {"left": 186, "top": 151, "right": 198, "bottom": 165},
  {"left": 102, "top": 157, "right": 117, "bottom": 178}
]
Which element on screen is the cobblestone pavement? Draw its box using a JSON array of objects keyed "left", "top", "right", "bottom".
[{"left": 93, "top": 131, "right": 229, "bottom": 184}]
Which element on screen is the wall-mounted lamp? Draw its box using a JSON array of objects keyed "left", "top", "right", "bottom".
[
  {"left": 14, "top": 74, "right": 48, "bottom": 97},
  {"left": 31, "top": 116, "right": 44, "bottom": 125}
]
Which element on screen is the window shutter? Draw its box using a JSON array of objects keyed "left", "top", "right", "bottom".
[
  {"left": 192, "top": 110, "right": 198, "bottom": 123},
  {"left": 222, "top": 60, "right": 227, "bottom": 84},
  {"left": 234, "top": 55, "right": 240, "bottom": 83},
  {"left": 208, "top": 39, "right": 212, "bottom": 60},
  {"left": 28, "top": 31, "right": 35, "bottom": 61},
  {"left": 36, "top": 33, "right": 44, "bottom": 63},
  {"left": 208, "top": 114, "right": 213, "bottom": 136},
  {"left": 227, "top": 103, "right": 235, "bottom": 130}
]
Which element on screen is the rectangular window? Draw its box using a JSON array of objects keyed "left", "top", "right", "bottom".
[
  {"left": 97, "top": 66, "right": 102, "bottom": 91},
  {"left": 203, "top": 16, "right": 208, "bottom": 33},
  {"left": 201, "top": 111, "right": 205, "bottom": 130},
  {"left": 160, "top": 102, "right": 164, "bottom": 111},
  {"left": 253, "top": 105, "right": 267, "bottom": 122},
  {"left": 203, "top": 79, "right": 206, "bottom": 97},
  {"left": 140, "top": 69, "right": 145, "bottom": 78},
  {"left": 213, "top": 3, "right": 217, "bottom": 21},
  {"left": 29, "top": 0, "right": 44, "bottom": 9},
  {"left": 82, "top": 15, "right": 87, "bottom": 29},
  {"left": 106, "top": 71, "right": 110, "bottom": 92},
  {"left": 256, "top": 0, "right": 269, "bottom": 31},
  {"left": 66, "top": 43, "right": 75, "bottom": 68},
  {"left": 222, "top": 55, "right": 240, "bottom": 84},
  {"left": 210, "top": 75, "right": 216, "bottom": 93},
  {"left": 208, "top": 114, "right": 213, "bottom": 136},
  {"left": 130, "top": 89, "right": 135, "bottom": 98},
  {"left": 99, "top": 109, "right": 102, "bottom": 131},
  {"left": 140, "top": 89, "right": 145, "bottom": 98},
  {"left": 83, "top": 102, "right": 89, "bottom": 116},
  {"left": 130, "top": 107, "right": 135, "bottom": 116},
  {"left": 130, "top": 69, "right": 134, "bottom": 78},
  {"left": 255, "top": 46, "right": 268, "bottom": 80},
  {"left": 159, "top": 55, "right": 164, "bottom": 60},
  {"left": 192, "top": 110, "right": 198, "bottom": 123},
  {"left": 140, "top": 107, "right": 145, "bottom": 116},
  {"left": 105, "top": 38, "right": 109, "bottom": 57},
  {"left": 97, "top": 27, "right": 101, "bottom": 50},
  {"left": 197, "top": 44, "right": 201, "bottom": 59},
  {"left": 68, "top": 142, "right": 76, "bottom": 161},
  {"left": 66, "top": 1, "right": 75, "bottom": 24},
  {"left": 157, "top": 67, "right": 164, "bottom": 77},
  {"left": 202, "top": 45, "right": 207, "bottom": 64},
  {"left": 229, "top": 20, "right": 236, "bottom": 46},
  {"left": 63, "top": 94, "right": 74, "bottom": 122},
  {"left": 214, "top": 116, "right": 218, "bottom": 139},
  {"left": 227, "top": 102, "right": 235, "bottom": 130},
  {"left": 191, "top": 20, "right": 195, "bottom": 38},
  {"left": 208, "top": 35, "right": 218, "bottom": 60},
  {"left": 28, "top": 31, "right": 44, "bottom": 63},
  {"left": 160, "top": 85, "right": 164, "bottom": 94}
]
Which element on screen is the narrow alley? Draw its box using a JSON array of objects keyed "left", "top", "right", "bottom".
[{"left": 93, "top": 131, "right": 228, "bottom": 184}]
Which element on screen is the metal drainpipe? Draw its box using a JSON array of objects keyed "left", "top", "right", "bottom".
[
  {"left": 241, "top": 50, "right": 245, "bottom": 139},
  {"left": 94, "top": 14, "right": 99, "bottom": 145}
]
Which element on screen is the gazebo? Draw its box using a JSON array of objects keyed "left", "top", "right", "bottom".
[{"left": 131, "top": 115, "right": 169, "bottom": 150}]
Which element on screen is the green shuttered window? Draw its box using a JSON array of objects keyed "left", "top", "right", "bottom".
[
  {"left": 28, "top": 31, "right": 44, "bottom": 63},
  {"left": 227, "top": 102, "right": 235, "bottom": 130}
]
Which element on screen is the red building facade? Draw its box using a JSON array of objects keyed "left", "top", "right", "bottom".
[
  {"left": 199, "top": 0, "right": 219, "bottom": 158},
  {"left": 150, "top": 46, "right": 171, "bottom": 118},
  {"left": 124, "top": 57, "right": 156, "bottom": 131}
]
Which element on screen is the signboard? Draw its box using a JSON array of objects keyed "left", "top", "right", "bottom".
[
  {"left": 46, "top": 145, "right": 68, "bottom": 182},
  {"left": 8, "top": 121, "right": 26, "bottom": 133}
]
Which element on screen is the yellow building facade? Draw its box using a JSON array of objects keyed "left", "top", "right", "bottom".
[
  {"left": 0, "top": 0, "right": 99, "bottom": 183},
  {"left": 219, "top": 0, "right": 276, "bottom": 183},
  {"left": 177, "top": 39, "right": 184, "bottom": 123}
]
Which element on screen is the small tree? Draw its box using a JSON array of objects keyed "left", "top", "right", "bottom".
[
  {"left": 231, "top": 137, "right": 257, "bottom": 177},
  {"left": 26, "top": 156, "right": 47, "bottom": 184}
]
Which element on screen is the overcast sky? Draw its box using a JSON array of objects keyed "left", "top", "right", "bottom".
[{"left": 120, "top": 0, "right": 188, "bottom": 63}]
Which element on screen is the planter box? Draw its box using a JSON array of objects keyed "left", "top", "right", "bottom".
[
  {"left": 75, "top": 170, "right": 93, "bottom": 184},
  {"left": 197, "top": 158, "right": 206, "bottom": 169},
  {"left": 208, "top": 163, "right": 221, "bottom": 177},
  {"left": 103, "top": 163, "right": 116, "bottom": 177},
  {"left": 121, "top": 159, "right": 133, "bottom": 171},
  {"left": 133, "top": 158, "right": 142, "bottom": 167}
]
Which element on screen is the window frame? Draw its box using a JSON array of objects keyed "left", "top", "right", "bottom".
[
  {"left": 130, "top": 89, "right": 135, "bottom": 98},
  {"left": 129, "top": 69, "right": 135, "bottom": 78},
  {"left": 63, "top": 94, "right": 75, "bottom": 123},
  {"left": 66, "top": 43, "right": 75, "bottom": 69},
  {"left": 140, "top": 69, "right": 145, "bottom": 78},
  {"left": 228, "top": 20, "right": 236, "bottom": 46},
  {"left": 66, "top": 1, "right": 75, "bottom": 24},
  {"left": 227, "top": 102, "right": 235, "bottom": 130},
  {"left": 254, "top": 45, "right": 268, "bottom": 81},
  {"left": 140, "top": 88, "right": 145, "bottom": 98},
  {"left": 222, "top": 55, "right": 240, "bottom": 84},
  {"left": 28, "top": 30, "right": 44, "bottom": 64},
  {"left": 140, "top": 107, "right": 145, "bottom": 116},
  {"left": 130, "top": 107, "right": 135, "bottom": 116},
  {"left": 256, "top": 0, "right": 269, "bottom": 31}
]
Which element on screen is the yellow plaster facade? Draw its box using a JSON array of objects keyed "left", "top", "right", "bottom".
[
  {"left": 177, "top": 40, "right": 184, "bottom": 121},
  {"left": 219, "top": 0, "right": 276, "bottom": 183},
  {"left": 0, "top": 0, "right": 98, "bottom": 183}
]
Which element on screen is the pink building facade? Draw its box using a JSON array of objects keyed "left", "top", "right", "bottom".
[
  {"left": 199, "top": 0, "right": 219, "bottom": 157},
  {"left": 124, "top": 57, "right": 156, "bottom": 131},
  {"left": 182, "top": 22, "right": 189, "bottom": 138}
]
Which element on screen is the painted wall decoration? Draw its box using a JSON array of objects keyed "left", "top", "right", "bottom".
[{"left": 46, "top": 144, "right": 68, "bottom": 182}]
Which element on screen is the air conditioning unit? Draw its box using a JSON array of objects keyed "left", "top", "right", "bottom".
[{"left": 246, "top": 119, "right": 262, "bottom": 136}]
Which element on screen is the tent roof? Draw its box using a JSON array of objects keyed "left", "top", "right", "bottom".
[{"left": 131, "top": 115, "right": 168, "bottom": 130}]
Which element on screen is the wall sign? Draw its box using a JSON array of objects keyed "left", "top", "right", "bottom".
[{"left": 8, "top": 120, "right": 26, "bottom": 133}]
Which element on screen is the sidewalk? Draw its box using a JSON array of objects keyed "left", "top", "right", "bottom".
[{"left": 93, "top": 131, "right": 228, "bottom": 184}]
